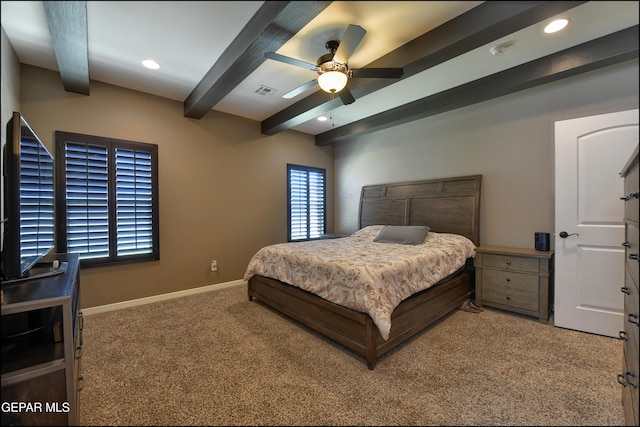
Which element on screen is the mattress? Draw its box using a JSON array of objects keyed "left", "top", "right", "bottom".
[{"left": 243, "top": 225, "right": 476, "bottom": 340}]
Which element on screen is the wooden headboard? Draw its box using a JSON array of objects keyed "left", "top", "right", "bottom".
[{"left": 359, "top": 175, "right": 482, "bottom": 245}]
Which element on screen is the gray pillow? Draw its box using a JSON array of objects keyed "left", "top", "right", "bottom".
[{"left": 373, "top": 225, "right": 430, "bottom": 245}]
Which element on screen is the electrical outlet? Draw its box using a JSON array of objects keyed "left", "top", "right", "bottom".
[{"left": 210, "top": 260, "right": 217, "bottom": 272}]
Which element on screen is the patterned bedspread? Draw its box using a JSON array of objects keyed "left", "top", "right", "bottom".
[{"left": 243, "top": 225, "right": 476, "bottom": 340}]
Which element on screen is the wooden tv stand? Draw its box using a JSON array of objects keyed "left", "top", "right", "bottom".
[{"left": 1, "top": 253, "right": 82, "bottom": 426}]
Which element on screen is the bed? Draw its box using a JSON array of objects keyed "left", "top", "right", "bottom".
[{"left": 244, "top": 175, "right": 481, "bottom": 369}]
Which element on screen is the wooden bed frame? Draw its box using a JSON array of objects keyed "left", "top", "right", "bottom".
[{"left": 248, "top": 175, "right": 482, "bottom": 369}]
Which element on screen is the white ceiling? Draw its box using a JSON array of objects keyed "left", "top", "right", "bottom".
[{"left": 1, "top": 1, "right": 638, "bottom": 136}]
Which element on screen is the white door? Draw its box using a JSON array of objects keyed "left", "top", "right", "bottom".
[{"left": 555, "top": 109, "right": 639, "bottom": 337}]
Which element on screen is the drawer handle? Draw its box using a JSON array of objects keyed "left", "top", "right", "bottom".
[
  {"left": 618, "top": 373, "right": 628, "bottom": 387},
  {"left": 622, "top": 241, "right": 631, "bottom": 248},
  {"left": 626, "top": 371, "right": 637, "bottom": 388},
  {"left": 79, "top": 312, "right": 84, "bottom": 346},
  {"left": 629, "top": 313, "right": 640, "bottom": 326},
  {"left": 506, "top": 261, "right": 511, "bottom": 265},
  {"left": 629, "top": 253, "right": 639, "bottom": 261},
  {"left": 621, "top": 287, "right": 630, "bottom": 295},
  {"left": 78, "top": 375, "right": 84, "bottom": 392},
  {"left": 75, "top": 345, "right": 83, "bottom": 359},
  {"left": 506, "top": 277, "right": 511, "bottom": 282},
  {"left": 619, "top": 330, "right": 628, "bottom": 341},
  {"left": 506, "top": 296, "right": 511, "bottom": 301}
]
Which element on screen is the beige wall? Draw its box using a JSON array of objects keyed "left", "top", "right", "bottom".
[
  {"left": 17, "top": 65, "right": 334, "bottom": 309},
  {"left": 1, "top": 27, "right": 21, "bottom": 253},
  {"left": 5, "top": 51, "right": 639, "bottom": 309},
  {"left": 334, "top": 60, "right": 639, "bottom": 249},
  {"left": 1, "top": 27, "right": 19, "bottom": 133}
]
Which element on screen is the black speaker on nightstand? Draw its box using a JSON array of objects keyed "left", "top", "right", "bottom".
[{"left": 535, "top": 232, "right": 550, "bottom": 251}]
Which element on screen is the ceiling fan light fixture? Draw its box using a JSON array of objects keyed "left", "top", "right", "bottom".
[{"left": 318, "top": 71, "right": 348, "bottom": 94}]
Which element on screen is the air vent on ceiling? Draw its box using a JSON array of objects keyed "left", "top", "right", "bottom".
[{"left": 255, "top": 85, "right": 278, "bottom": 96}]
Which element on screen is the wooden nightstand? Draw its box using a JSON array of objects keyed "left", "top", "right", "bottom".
[{"left": 475, "top": 245, "right": 554, "bottom": 323}]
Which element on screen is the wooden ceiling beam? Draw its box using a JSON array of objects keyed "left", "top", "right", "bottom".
[
  {"left": 315, "top": 25, "right": 639, "bottom": 146},
  {"left": 42, "top": 1, "right": 90, "bottom": 95},
  {"left": 183, "top": 1, "right": 332, "bottom": 119},
  {"left": 261, "top": 1, "right": 587, "bottom": 135}
]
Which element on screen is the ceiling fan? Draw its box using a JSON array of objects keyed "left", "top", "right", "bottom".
[{"left": 265, "top": 24, "right": 404, "bottom": 105}]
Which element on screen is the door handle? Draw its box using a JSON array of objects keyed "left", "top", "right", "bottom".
[
  {"left": 621, "top": 192, "right": 640, "bottom": 201},
  {"left": 559, "top": 231, "right": 579, "bottom": 238}
]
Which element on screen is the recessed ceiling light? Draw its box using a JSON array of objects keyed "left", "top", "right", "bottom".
[
  {"left": 142, "top": 59, "right": 160, "bottom": 70},
  {"left": 317, "top": 116, "right": 328, "bottom": 122},
  {"left": 544, "top": 19, "right": 569, "bottom": 34}
]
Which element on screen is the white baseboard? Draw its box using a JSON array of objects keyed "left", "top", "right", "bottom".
[{"left": 82, "top": 280, "right": 246, "bottom": 316}]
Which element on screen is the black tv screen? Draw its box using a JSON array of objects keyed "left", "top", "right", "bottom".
[{"left": 2, "top": 112, "right": 55, "bottom": 281}]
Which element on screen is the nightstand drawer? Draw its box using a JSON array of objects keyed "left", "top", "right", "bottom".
[
  {"left": 480, "top": 253, "right": 539, "bottom": 273},
  {"left": 480, "top": 269, "right": 538, "bottom": 311}
]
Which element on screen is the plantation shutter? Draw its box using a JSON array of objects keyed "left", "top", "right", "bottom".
[
  {"left": 115, "top": 148, "right": 154, "bottom": 256},
  {"left": 63, "top": 142, "right": 110, "bottom": 259},
  {"left": 288, "top": 165, "right": 326, "bottom": 241}
]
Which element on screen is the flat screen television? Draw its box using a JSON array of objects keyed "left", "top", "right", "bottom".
[{"left": 1, "top": 112, "right": 61, "bottom": 284}]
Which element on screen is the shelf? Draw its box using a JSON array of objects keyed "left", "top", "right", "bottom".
[{"left": 1, "top": 330, "right": 65, "bottom": 375}]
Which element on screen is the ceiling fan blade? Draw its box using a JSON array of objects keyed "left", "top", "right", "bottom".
[
  {"left": 264, "top": 52, "right": 317, "bottom": 71},
  {"left": 282, "top": 80, "right": 318, "bottom": 99},
  {"left": 333, "top": 24, "right": 366, "bottom": 65},
  {"left": 350, "top": 68, "right": 404, "bottom": 79},
  {"left": 338, "top": 86, "right": 356, "bottom": 105}
]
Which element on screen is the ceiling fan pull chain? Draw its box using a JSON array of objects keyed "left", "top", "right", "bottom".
[{"left": 329, "top": 92, "right": 335, "bottom": 127}]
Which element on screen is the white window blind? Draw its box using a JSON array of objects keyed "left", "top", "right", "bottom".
[
  {"left": 20, "top": 137, "right": 55, "bottom": 261},
  {"left": 288, "top": 165, "right": 326, "bottom": 241}
]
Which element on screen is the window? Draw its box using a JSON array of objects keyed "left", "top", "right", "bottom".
[
  {"left": 55, "top": 131, "right": 159, "bottom": 266},
  {"left": 287, "top": 164, "right": 326, "bottom": 241}
]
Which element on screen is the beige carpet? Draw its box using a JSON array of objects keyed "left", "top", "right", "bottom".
[{"left": 79, "top": 283, "right": 624, "bottom": 426}]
